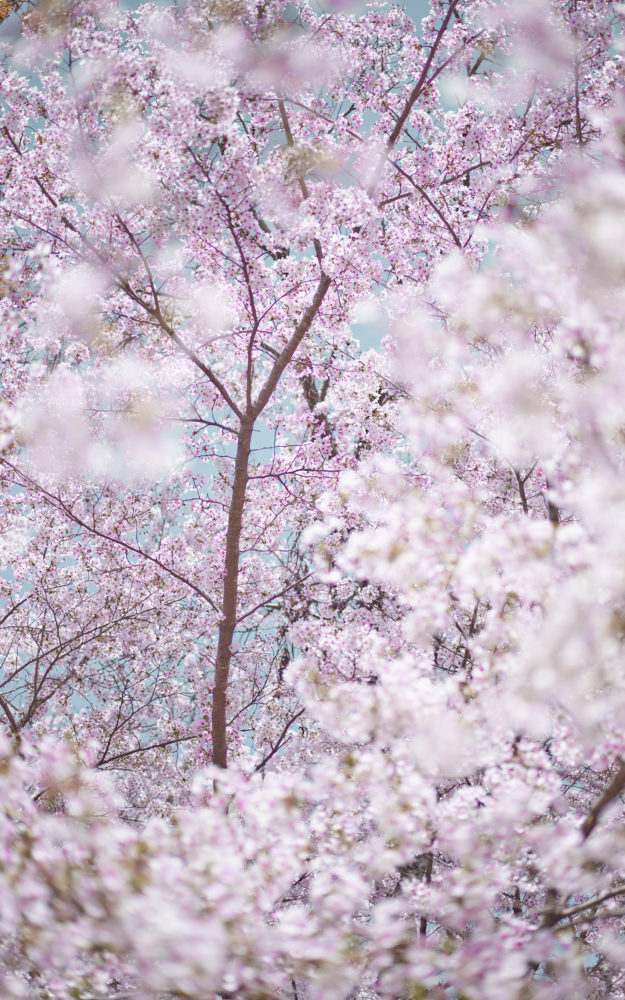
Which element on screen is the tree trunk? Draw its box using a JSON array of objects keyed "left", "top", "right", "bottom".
[{"left": 211, "top": 418, "right": 253, "bottom": 768}]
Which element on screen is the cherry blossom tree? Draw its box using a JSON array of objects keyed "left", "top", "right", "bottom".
[{"left": 0, "top": 0, "right": 625, "bottom": 997}]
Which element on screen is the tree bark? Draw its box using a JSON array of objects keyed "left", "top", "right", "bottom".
[{"left": 211, "top": 418, "right": 254, "bottom": 769}]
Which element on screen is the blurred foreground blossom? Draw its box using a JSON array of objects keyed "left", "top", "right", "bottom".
[{"left": 18, "top": 357, "right": 181, "bottom": 481}]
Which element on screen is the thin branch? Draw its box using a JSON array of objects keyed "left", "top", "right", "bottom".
[
  {"left": 581, "top": 760, "right": 625, "bottom": 839},
  {"left": 386, "top": 1, "right": 459, "bottom": 151},
  {"left": 253, "top": 274, "right": 331, "bottom": 418},
  {"left": 390, "top": 160, "right": 462, "bottom": 248},
  {"left": 539, "top": 885, "right": 625, "bottom": 923},
  {"left": 116, "top": 283, "right": 243, "bottom": 421},
  {"left": 236, "top": 572, "right": 316, "bottom": 624},
  {"left": 2, "top": 462, "right": 221, "bottom": 614},
  {"left": 97, "top": 732, "right": 198, "bottom": 767},
  {"left": 368, "top": 0, "right": 459, "bottom": 193},
  {"left": 255, "top": 709, "right": 305, "bottom": 772},
  {"left": 277, "top": 97, "right": 324, "bottom": 266},
  {"left": 0, "top": 596, "right": 31, "bottom": 629},
  {"left": 0, "top": 694, "right": 18, "bottom": 733}
]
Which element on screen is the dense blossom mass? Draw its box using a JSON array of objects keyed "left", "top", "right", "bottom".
[{"left": 1, "top": 0, "right": 625, "bottom": 996}]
